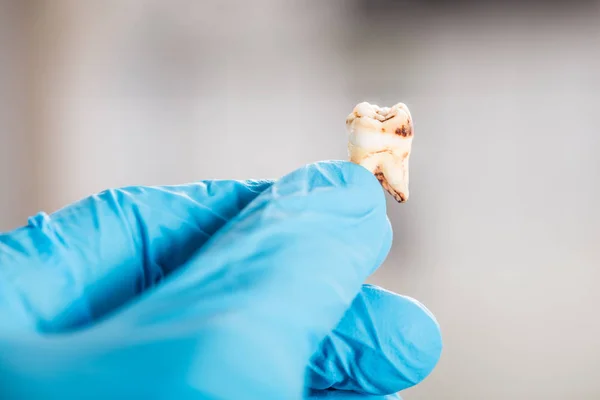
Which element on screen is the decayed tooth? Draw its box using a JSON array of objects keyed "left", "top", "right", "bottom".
[{"left": 346, "top": 101, "right": 413, "bottom": 203}]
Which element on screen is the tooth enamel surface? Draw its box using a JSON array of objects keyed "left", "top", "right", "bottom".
[
  {"left": 346, "top": 101, "right": 414, "bottom": 203},
  {"left": 353, "top": 102, "right": 376, "bottom": 119}
]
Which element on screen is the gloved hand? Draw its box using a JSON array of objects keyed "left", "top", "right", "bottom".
[{"left": 0, "top": 161, "right": 441, "bottom": 400}]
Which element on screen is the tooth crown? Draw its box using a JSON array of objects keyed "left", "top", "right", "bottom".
[{"left": 346, "top": 102, "right": 414, "bottom": 203}]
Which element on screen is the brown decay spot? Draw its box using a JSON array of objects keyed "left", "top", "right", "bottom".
[
  {"left": 394, "top": 125, "right": 412, "bottom": 137},
  {"left": 369, "top": 149, "right": 408, "bottom": 159},
  {"left": 381, "top": 127, "right": 386, "bottom": 132},
  {"left": 372, "top": 149, "right": 392, "bottom": 155}
]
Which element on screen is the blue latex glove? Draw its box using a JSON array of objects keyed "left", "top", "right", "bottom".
[{"left": 0, "top": 161, "right": 441, "bottom": 400}]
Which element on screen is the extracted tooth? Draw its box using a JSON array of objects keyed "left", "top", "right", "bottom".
[{"left": 346, "top": 101, "right": 414, "bottom": 203}]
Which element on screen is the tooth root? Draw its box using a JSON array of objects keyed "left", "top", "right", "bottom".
[
  {"left": 350, "top": 150, "right": 409, "bottom": 203},
  {"left": 378, "top": 154, "right": 409, "bottom": 203}
]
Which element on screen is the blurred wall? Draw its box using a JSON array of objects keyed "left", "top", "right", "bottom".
[
  {"left": 18, "top": 0, "right": 353, "bottom": 213},
  {"left": 0, "top": 1, "right": 34, "bottom": 230},
  {"left": 2, "top": 1, "right": 600, "bottom": 399}
]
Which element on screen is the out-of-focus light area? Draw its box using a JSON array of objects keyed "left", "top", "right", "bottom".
[{"left": 1, "top": 0, "right": 600, "bottom": 398}]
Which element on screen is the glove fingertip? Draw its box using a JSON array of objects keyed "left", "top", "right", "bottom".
[
  {"left": 308, "top": 285, "right": 442, "bottom": 395},
  {"left": 318, "top": 161, "right": 387, "bottom": 203},
  {"left": 364, "top": 286, "right": 443, "bottom": 391}
]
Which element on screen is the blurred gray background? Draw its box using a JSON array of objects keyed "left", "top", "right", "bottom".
[{"left": 2, "top": 1, "right": 600, "bottom": 399}]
